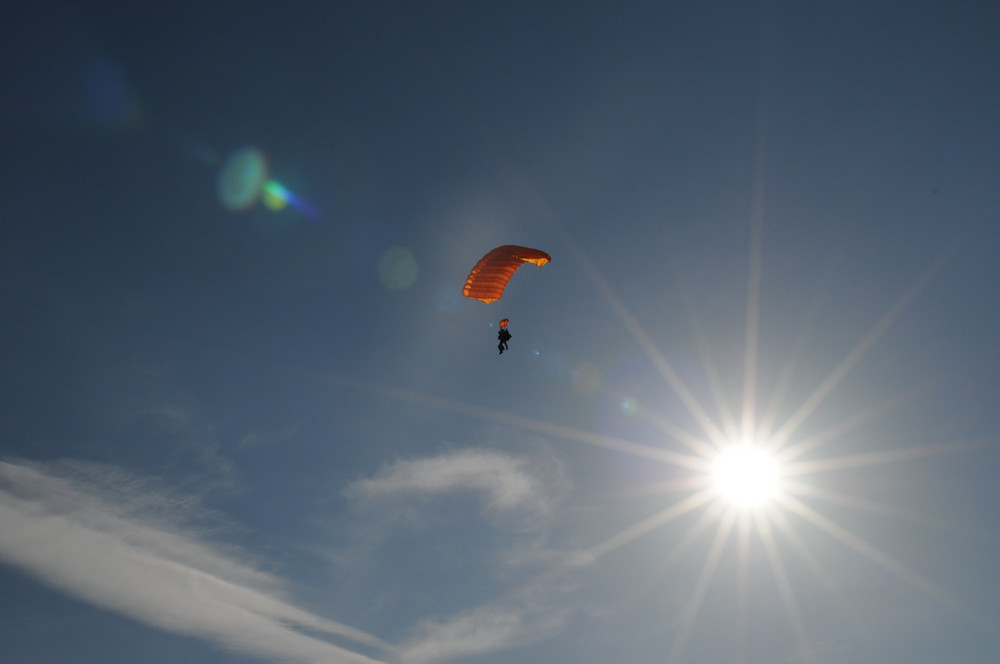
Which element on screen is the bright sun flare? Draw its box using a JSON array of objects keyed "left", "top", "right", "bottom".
[{"left": 711, "top": 444, "right": 780, "bottom": 508}]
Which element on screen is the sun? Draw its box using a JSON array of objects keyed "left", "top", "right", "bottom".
[{"left": 711, "top": 444, "right": 781, "bottom": 508}]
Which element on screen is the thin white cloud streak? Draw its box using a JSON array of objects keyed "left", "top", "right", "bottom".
[
  {"left": 345, "top": 449, "right": 561, "bottom": 520},
  {"left": 344, "top": 449, "right": 571, "bottom": 662},
  {"left": 398, "top": 601, "right": 568, "bottom": 664},
  {"left": 0, "top": 460, "right": 391, "bottom": 664}
]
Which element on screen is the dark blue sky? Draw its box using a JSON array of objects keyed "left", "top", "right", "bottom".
[{"left": 2, "top": 2, "right": 999, "bottom": 663}]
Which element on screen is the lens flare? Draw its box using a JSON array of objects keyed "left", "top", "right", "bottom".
[
  {"left": 378, "top": 246, "right": 418, "bottom": 290},
  {"left": 217, "top": 147, "right": 268, "bottom": 211},
  {"left": 261, "top": 180, "right": 289, "bottom": 211},
  {"left": 262, "top": 179, "right": 319, "bottom": 219},
  {"left": 215, "top": 149, "right": 319, "bottom": 219}
]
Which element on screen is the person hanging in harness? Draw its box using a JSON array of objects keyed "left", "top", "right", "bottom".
[{"left": 497, "top": 319, "right": 512, "bottom": 355}]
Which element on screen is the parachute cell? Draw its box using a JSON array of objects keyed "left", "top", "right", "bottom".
[{"left": 462, "top": 245, "right": 551, "bottom": 304}]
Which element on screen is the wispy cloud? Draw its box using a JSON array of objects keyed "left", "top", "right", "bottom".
[
  {"left": 399, "top": 599, "right": 569, "bottom": 664},
  {"left": 344, "top": 448, "right": 565, "bottom": 523},
  {"left": 0, "top": 460, "right": 392, "bottom": 664},
  {"left": 340, "top": 448, "right": 572, "bottom": 662},
  {"left": 239, "top": 418, "right": 305, "bottom": 450}
]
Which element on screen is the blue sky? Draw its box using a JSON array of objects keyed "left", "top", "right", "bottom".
[{"left": 2, "top": 1, "right": 999, "bottom": 663}]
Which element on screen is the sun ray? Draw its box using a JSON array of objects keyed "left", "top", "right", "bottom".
[
  {"left": 756, "top": 261, "right": 832, "bottom": 444},
  {"left": 774, "top": 382, "right": 932, "bottom": 461},
  {"left": 615, "top": 476, "right": 714, "bottom": 500},
  {"left": 779, "top": 493, "right": 999, "bottom": 635},
  {"left": 769, "top": 508, "right": 867, "bottom": 635},
  {"left": 782, "top": 479, "right": 947, "bottom": 528},
  {"left": 667, "top": 511, "right": 737, "bottom": 664},
  {"left": 322, "top": 372, "right": 710, "bottom": 471},
  {"left": 659, "top": 501, "right": 730, "bottom": 569},
  {"left": 741, "top": 127, "right": 766, "bottom": 448},
  {"left": 599, "top": 500, "right": 730, "bottom": 615},
  {"left": 510, "top": 494, "right": 723, "bottom": 610},
  {"left": 782, "top": 439, "right": 998, "bottom": 478},
  {"left": 734, "top": 515, "right": 751, "bottom": 664},
  {"left": 755, "top": 513, "right": 818, "bottom": 664},
  {"left": 740, "top": 12, "right": 774, "bottom": 450},
  {"left": 672, "top": 279, "right": 739, "bottom": 440},
  {"left": 584, "top": 489, "right": 717, "bottom": 562},
  {"left": 769, "top": 244, "right": 961, "bottom": 451},
  {"left": 638, "top": 408, "right": 719, "bottom": 459},
  {"left": 556, "top": 230, "right": 728, "bottom": 449},
  {"left": 244, "top": 350, "right": 712, "bottom": 472}
]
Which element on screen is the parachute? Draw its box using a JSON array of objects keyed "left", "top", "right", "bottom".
[{"left": 462, "top": 245, "right": 551, "bottom": 304}]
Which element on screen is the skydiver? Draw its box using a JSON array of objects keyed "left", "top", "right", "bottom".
[{"left": 498, "top": 326, "right": 512, "bottom": 355}]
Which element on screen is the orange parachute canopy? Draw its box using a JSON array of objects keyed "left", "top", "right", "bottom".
[{"left": 462, "top": 245, "right": 552, "bottom": 304}]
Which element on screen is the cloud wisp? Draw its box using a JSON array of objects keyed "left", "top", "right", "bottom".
[
  {"left": 0, "top": 460, "right": 391, "bottom": 664},
  {"left": 343, "top": 448, "right": 572, "bottom": 663},
  {"left": 345, "top": 448, "right": 563, "bottom": 523},
  {"left": 398, "top": 599, "right": 568, "bottom": 664}
]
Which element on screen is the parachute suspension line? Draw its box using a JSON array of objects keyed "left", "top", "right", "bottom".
[{"left": 500, "top": 262, "right": 537, "bottom": 310}]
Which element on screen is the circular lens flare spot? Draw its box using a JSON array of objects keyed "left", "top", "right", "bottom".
[
  {"left": 378, "top": 246, "right": 418, "bottom": 290},
  {"left": 620, "top": 397, "right": 639, "bottom": 416},
  {"left": 712, "top": 445, "right": 779, "bottom": 508},
  {"left": 218, "top": 147, "right": 268, "bottom": 211}
]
